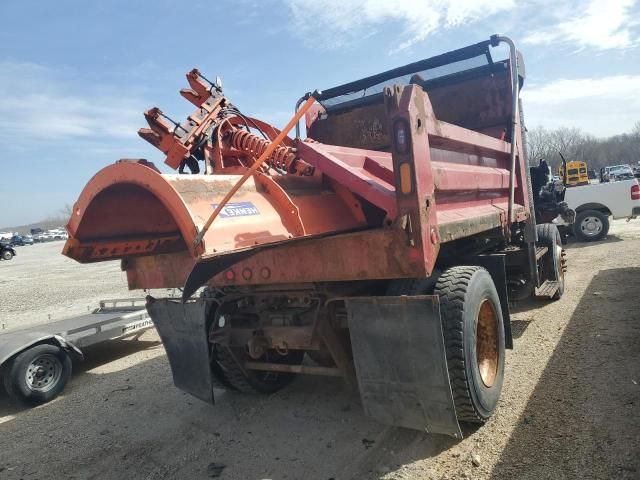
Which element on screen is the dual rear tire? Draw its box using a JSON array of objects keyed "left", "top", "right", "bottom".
[{"left": 537, "top": 223, "right": 566, "bottom": 300}]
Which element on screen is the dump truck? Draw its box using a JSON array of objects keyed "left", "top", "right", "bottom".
[{"left": 62, "top": 35, "right": 566, "bottom": 438}]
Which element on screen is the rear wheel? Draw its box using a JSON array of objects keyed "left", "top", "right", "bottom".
[
  {"left": 212, "top": 345, "right": 304, "bottom": 394},
  {"left": 388, "top": 267, "right": 505, "bottom": 424},
  {"left": 536, "top": 223, "right": 566, "bottom": 300},
  {"left": 574, "top": 209, "right": 609, "bottom": 242},
  {"left": 435, "top": 266, "right": 505, "bottom": 423},
  {"left": 2, "top": 250, "right": 13, "bottom": 260}
]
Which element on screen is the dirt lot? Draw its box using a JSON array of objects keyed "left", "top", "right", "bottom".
[{"left": 1, "top": 222, "right": 639, "bottom": 480}]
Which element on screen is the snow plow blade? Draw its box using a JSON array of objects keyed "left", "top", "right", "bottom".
[{"left": 347, "top": 295, "right": 462, "bottom": 438}]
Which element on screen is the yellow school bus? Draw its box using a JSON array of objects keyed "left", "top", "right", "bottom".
[{"left": 558, "top": 160, "right": 589, "bottom": 187}]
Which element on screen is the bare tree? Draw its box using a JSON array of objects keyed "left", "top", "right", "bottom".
[
  {"left": 525, "top": 123, "right": 640, "bottom": 171},
  {"left": 525, "top": 126, "right": 552, "bottom": 165}
]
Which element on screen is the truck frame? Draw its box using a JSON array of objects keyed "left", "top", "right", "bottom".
[{"left": 62, "top": 35, "right": 566, "bottom": 437}]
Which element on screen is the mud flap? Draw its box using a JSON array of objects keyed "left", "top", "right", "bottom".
[
  {"left": 146, "top": 297, "right": 214, "bottom": 404},
  {"left": 346, "top": 295, "right": 462, "bottom": 438}
]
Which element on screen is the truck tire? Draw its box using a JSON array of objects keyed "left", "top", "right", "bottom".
[
  {"left": 573, "top": 209, "right": 609, "bottom": 242},
  {"left": 3, "top": 344, "right": 72, "bottom": 404},
  {"left": 536, "top": 223, "right": 566, "bottom": 300},
  {"left": 212, "top": 345, "right": 304, "bottom": 394},
  {"left": 387, "top": 267, "right": 505, "bottom": 424},
  {"left": 2, "top": 250, "right": 13, "bottom": 260},
  {"left": 435, "top": 266, "right": 505, "bottom": 423}
]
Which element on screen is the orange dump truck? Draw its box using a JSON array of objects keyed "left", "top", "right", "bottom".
[{"left": 63, "top": 35, "right": 566, "bottom": 437}]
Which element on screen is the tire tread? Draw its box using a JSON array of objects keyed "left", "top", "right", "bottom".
[{"left": 435, "top": 266, "right": 486, "bottom": 423}]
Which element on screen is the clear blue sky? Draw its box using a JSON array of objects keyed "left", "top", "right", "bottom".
[{"left": 1, "top": 0, "right": 639, "bottom": 226}]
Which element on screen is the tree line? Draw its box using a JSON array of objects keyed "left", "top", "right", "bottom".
[{"left": 525, "top": 122, "right": 640, "bottom": 172}]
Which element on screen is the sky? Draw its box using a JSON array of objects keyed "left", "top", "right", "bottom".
[{"left": 0, "top": 0, "right": 639, "bottom": 226}]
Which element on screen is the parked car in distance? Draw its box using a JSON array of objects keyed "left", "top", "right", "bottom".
[
  {"left": 10, "top": 235, "right": 34, "bottom": 246},
  {"left": 1, "top": 242, "right": 16, "bottom": 260},
  {"left": 600, "top": 164, "right": 635, "bottom": 182}
]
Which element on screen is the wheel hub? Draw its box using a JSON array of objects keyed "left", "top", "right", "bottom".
[
  {"left": 476, "top": 300, "right": 499, "bottom": 387},
  {"left": 581, "top": 216, "right": 602, "bottom": 236},
  {"left": 25, "top": 355, "right": 63, "bottom": 392}
]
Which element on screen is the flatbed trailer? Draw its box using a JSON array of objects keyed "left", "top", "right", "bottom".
[{"left": 0, "top": 299, "right": 153, "bottom": 404}]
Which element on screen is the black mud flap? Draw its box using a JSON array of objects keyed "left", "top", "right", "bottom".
[
  {"left": 146, "top": 297, "right": 214, "bottom": 404},
  {"left": 346, "top": 295, "right": 462, "bottom": 438}
]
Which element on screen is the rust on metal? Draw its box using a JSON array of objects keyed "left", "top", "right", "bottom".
[
  {"left": 476, "top": 299, "right": 499, "bottom": 387},
  {"left": 64, "top": 52, "right": 530, "bottom": 292},
  {"left": 244, "top": 362, "right": 342, "bottom": 377}
]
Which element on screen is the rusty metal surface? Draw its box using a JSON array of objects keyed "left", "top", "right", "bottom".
[
  {"left": 228, "top": 129, "right": 313, "bottom": 175},
  {"left": 64, "top": 161, "right": 367, "bottom": 264},
  {"left": 384, "top": 84, "right": 440, "bottom": 277},
  {"left": 244, "top": 362, "right": 342, "bottom": 377},
  {"left": 308, "top": 101, "right": 390, "bottom": 150},
  {"left": 226, "top": 326, "right": 321, "bottom": 352},
  {"left": 197, "top": 227, "right": 426, "bottom": 289},
  {"left": 64, "top": 48, "right": 532, "bottom": 292},
  {"left": 427, "top": 66, "right": 512, "bottom": 135}
]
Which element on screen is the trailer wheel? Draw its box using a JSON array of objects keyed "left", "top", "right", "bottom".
[
  {"left": 573, "top": 209, "right": 609, "bottom": 242},
  {"left": 536, "top": 223, "right": 566, "bottom": 300},
  {"left": 435, "top": 266, "right": 505, "bottom": 424},
  {"left": 212, "top": 345, "right": 304, "bottom": 394},
  {"left": 3, "top": 344, "right": 72, "bottom": 404}
]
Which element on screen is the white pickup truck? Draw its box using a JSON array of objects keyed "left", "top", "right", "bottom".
[{"left": 563, "top": 178, "right": 640, "bottom": 241}]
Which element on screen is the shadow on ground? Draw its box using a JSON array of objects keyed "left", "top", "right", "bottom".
[
  {"left": 565, "top": 234, "right": 623, "bottom": 249},
  {"left": 508, "top": 297, "right": 555, "bottom": 340},
  {"left": 489, "top": 268, "right": 640, "bottom": 479}
]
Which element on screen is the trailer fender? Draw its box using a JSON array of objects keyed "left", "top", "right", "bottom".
[
  {"left": 145, "top": 296, "right": 214, "bottom": 404},
  {"left": 346, "top": 295, "right": 462, "bottom": 438},
  {"left": 0, "top": 332, "right": 83, "bottom": 369}
]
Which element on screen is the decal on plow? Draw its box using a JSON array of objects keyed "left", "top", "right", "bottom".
[{"left": 210, "top": 202, "right": 260, "bottom": 218}]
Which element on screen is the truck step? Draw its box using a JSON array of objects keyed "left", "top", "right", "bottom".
[
  {"left": 535, "top": 246, "right": 549, "bottom": 260},
  {"left": 535, "top": 280, "right": 559, "bottom": 298}
]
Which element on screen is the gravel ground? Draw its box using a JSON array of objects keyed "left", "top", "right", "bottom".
[
  {"left": 0, "top": 221, "right": 638, "bottom": 479},
  {"left": 0, "top": 241, "right": 174, "bottom": 331}
]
